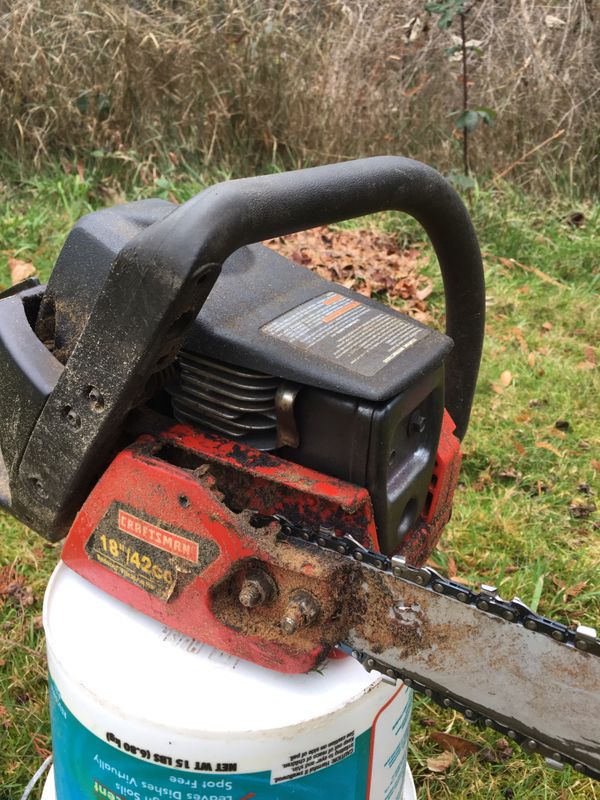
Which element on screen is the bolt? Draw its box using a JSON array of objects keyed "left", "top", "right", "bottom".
[
  {"left": 457, "top": 591, "right": 468, "bottom": 602},
  {"left": 28, "top": 475, "right": 48, "bottom": 500},
  {"left": 408, "top": 412, "right": 426, "bottom": 435},
  {"left": 239, "top": 570, "right": 276, "bottom": 609},
  {"left": 524, "top": 619, "right": 537, "bottom": 631},
  {"left": 280, "top": 590, "right": 320, "bottom": 635},
  {"left": 503, "top": 610, "right": 515, "bottom": 621},
  {"left": 478, "top": 600, "right": 490, "bottom": 611}
]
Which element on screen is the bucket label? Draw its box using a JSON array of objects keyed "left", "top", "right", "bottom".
[
  {"left": 85, "top": 503, "right": 220, "bottom": 600},
  {"left": 49, "top": 679, "right": 412, "bottom": 799},
  {"left": 262, "top": 291, "right": 427, "bottom": 377}
]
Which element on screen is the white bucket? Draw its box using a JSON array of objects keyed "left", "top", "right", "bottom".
[{"left": 43, "top": 563, "right": 416, "bottom": 799}]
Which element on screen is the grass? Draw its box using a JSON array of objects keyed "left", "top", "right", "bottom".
[{"left": 0, "top": 163, "right": 598, "bottom": 798}]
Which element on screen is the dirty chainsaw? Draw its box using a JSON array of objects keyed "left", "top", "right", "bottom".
[{"left": 0, "top": 158, "right": 598, "bottom": 781}]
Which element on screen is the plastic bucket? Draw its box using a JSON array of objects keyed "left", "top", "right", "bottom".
[{"left": 43, "top": 563, "right": 416, "bottom": 799}]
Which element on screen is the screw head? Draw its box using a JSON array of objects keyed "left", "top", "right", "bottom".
[
  {"left": 408, "top": 412, "right": 426, "bottom": 435},
  {"left": 524, "top": 619, "right": 537, "bottom": 631},
  {"left": 87, "top": 386, "right": 105, "bottom": 413},
  {"left": 457, "top": 591, "right": 468, "bottom": 602}
]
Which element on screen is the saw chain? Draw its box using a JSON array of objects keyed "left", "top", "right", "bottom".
[{"left": 271, "top": 513, "right": 600, "bottom": 782}]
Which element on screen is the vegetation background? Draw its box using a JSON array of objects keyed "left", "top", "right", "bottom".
[
  {"left": 0, "top": 1, "right": 598, "bottom": 799},
  {"left": 1, "top": 0, "right": 599, "bottom": 193}
]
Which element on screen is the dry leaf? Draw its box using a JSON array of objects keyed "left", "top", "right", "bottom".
[
  {"left": 430, "top": 731, "right": 480, "bottom": 759},
  {"left": 527, "top": 352, "right": 536, "bottom": 367},
  {"left": 267, "top": 227, "right": 432, "bottom": 321},
  {"left": 500, "top": 370, "right": 512, "bottom": 387},
  {"left": 511, "top": 327, "right": 528, "bottom": 354},
  {"left": 447, "top": 556, "right": 458, "bottom": 579},
  {"left": 591, "top": 460, "right": 600, "bottom": 473},
  {"left": 426, "top": 750, "right": 455, "bottom": 773},
  {"left": 535, "top": 441, "right": 562, "bottom": 457},
  {"left": 541, "top": 322, "right": 553, "bottom": 331},
  {"left": 564, "top": 580, "right": 588, "bottom": 599},
  {"left": 584, "top": 346, "right": 596, "bottom": 365},
  {"left": 569, "top": 501, "right": 596, "bottom": 519},
  {"left": 8, "top": 257, "right": 36, "bottom": 285}
]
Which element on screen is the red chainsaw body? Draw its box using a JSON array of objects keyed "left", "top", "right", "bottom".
[{"left": 62, "top": 415, "right": 460, "bottom": 673}]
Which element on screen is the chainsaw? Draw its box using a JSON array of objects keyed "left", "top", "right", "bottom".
[{"left": 0, "top": 157, "right": 598, "bottom": 782}]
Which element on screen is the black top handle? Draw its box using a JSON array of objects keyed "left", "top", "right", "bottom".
[
  {"left": 128, "top": 155, "right": 485, "bottom": 438},
  {"left": 17, "top": 157, "right": 485, "bottom": 538}
]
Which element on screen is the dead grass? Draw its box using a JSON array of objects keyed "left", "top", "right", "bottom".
[{"left": 0, "top": 1, "right": 598, "bottom": 193}]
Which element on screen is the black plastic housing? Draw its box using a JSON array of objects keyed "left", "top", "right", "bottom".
[{"left": 0, "top": 157, "right": 485, "bottom": 541}]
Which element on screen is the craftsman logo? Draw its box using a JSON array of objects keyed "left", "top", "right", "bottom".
[{"left": 117, "top": 510, "right": 199, "bottom": 563}]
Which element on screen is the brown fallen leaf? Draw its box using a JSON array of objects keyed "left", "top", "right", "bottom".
[
  {"left": 500, "top": 370, "right": 513, "bottom": 387},
  {"left": 584, "top": 346, "right": 596, "bottom": 365},
  {"left": 0, "top": 565, "right": 34, "bottom": 607},
  {"left": 426, "top": 750, "right": 455, "bottom": 773},
  {"left": 8, "top": 257, "right": 36, "bottom": 285},
  {"left": 535, "top": 441, "right": 562, "bottom": 457},
  {"left": 430, "top": 731, "right": 480, "bottom": 759},
  {"left": 33, "top": 734, "right": 52, "bottom": 759},
  {"left": 267, "top": 227, "right": 432, "bottom": 321},
  {"left": 552, "top": 576, "right": 588, "bottom": 602},
  {"left": 569, "top": 501, "right": 596, "bottom": 519},
  {"left": 591, "top": 459, "right": 600, "bottom": 473}
]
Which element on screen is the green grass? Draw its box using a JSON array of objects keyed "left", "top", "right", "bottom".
[{"left": 0, "top": 163, "right": 598, "bottom": 798}]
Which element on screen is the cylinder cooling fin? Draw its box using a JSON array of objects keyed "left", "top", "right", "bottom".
[{"left": 170, "top": 351, "right": 281, "bottom": 450}]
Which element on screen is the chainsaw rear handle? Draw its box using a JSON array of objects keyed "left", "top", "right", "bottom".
[{"left": 6, "top": 157, "right": 485, "bottom": 539}]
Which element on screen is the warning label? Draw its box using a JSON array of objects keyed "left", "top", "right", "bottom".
[
  {"left": 262, "top": 291, "right": 427, "bottom": 376},
  {"left": 270, "top": 731, "right": 355, "bottom": 784}
]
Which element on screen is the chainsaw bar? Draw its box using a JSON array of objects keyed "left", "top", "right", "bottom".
[{"left": 275, "top": 516, "right": 600, "bottom": 781}]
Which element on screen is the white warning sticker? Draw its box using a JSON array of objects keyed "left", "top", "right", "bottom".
[{"left": 262, "top": 291, "right": 427, "bottom": 377}]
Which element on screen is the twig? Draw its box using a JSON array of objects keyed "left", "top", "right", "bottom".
[
  {"left": 484, "top": 253, "right": 565, "bottom": 288},
  {"left": 493, "top": 129, "right": 565, "bottom": 182}
]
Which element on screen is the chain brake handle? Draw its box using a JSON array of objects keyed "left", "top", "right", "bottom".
[{"left": 14, "top": 157, "right": 485, "bottom": 539}]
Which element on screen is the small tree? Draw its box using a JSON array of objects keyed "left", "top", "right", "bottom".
[{"left": 425, "top": 1, "right": 495, "bottom": 187}]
